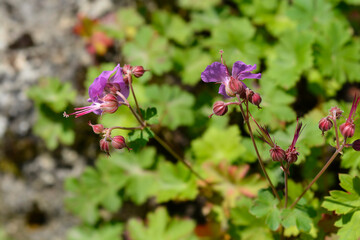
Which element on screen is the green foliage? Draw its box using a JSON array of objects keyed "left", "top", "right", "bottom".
[
  {"left": 145, "top": 84, "right": 195, "bottom": 130},
  {"left": 27, "top": 77, "right": 76, "bottom": 149},
  {"left": 322, "top": 174, "right": 360, "bottom": 240},
  {"left": 128, "top": 208, "right": 198, "bottom": 240}
]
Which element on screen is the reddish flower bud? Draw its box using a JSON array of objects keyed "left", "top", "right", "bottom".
[
  {"left": 245, "top": 88, "right": 254, "bottom": 101},
  {"left": 225, "top": 77, "right": 244, "bottom": 97},
  {"left": 269, "top": 145, "right": 286, "bottom": 162},
  {"left": 111, "top": 135, "right": 131, "bottom": 151},
  {"left": 285, "top": 150, "right": 299, "bottom": 164},
  {"left": 122, "top": 64, "right": 132, "bottom": 75},
  {"left": 319, "top": 117, "right": 333, "bottom": 135},
  {"left": 250, "top": 92, "right": 262, "bottom": 107},
  {"left": 212, "top": 101, "right": 228, "bottom": 117},
  {"left": 132, "top": 66, "right": 146, "bottom": 78},
  {"left": 340, "top": 122, "right": 355, "bottom": 138},
  {"left": 101, "top": 94, "right": 119, "bottom": 114},
  {"left": 329, "top": 107, "right": 343, "bottom": 120},
  {"left": 100, "top": 138, "right": 110, "bottom": 156},
  {"left": 352, "top": 139, "right": 360, "bottom": 151},
  {"left": 88, "top": 121, "right": 104, "bottom": 134}
]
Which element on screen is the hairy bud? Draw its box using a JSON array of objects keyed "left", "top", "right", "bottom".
[
  {"left": 132, "top": 66, "right": 146, "bottom": 78},
  {"left": 212, "top": 101, "right": 228, "bottom": 117},
  {"left": 269, "top": 145, "right": 286, "bottom": 162},
  {"left": 329, "top": 107, "right": 343, "bottom": 120},
  {"left": 111, "top": 135, "right": 131, "bottom": 151},
  {"left": 225, "top": 77, "right": 244, "bottom": 97},
  {"left": 340, "top": 122, "right": 355, "bottom": 138},
  {"left": 101, "top": 94, "right": 119, "bottom": 114},
  {"left": 100, "top": 138, "right": 110, "bottom": 156},
  {"left": 122, "top": 64, "right": 132, "bottom": 75},
  {"left": 250, "top": 92, "right": 262, "bottom": 107},
  {"left": 88, "top": 121, "right": 104, "bottom": 134},
  {"left": 318, "top": 117, "right": 333, "bottom": 135},
  {"left": 285, "top": 150, "right": 299, "bottom": 164}
]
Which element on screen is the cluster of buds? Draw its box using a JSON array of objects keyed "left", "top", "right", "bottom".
[
  {"left": 319, "top": 95, "right": 360, "bottom": 139},
  {"left": 256, "top": 119, "right": 303, "bottom": 164},
  {"left": 122, "top": 64, "right": 146, "bottom": 84},
  {"left": 89, "top": 122, "right": 131, "bottom": 155}
]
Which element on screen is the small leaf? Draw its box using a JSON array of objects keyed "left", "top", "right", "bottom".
[
  {"left": 250, "top": 190, "right": 281, "bottom": 231},
  {"left": 281, "top": 207, "right": 312, "bottom": 232}
]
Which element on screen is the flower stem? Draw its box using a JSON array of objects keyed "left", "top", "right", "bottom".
[
  {"left": 128, "top": 77, "right": 144, "bottom": 121},
  {"left": 284, "top": 164, "right": 288, "bottom": 208},
  {"left": 290, "top": 143, "right": 344, "bottom": 208},
  {"left": 109, "top": 126, "right": 144, "bottom": 131},
  {"left": 236, "top": 95, "right": 281, "bottom": 202},
  {"left": 333, "top": 118, "right": 340, "bottom": 149}
]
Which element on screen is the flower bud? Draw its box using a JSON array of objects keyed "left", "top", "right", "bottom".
[
  {"left": 225, "top": 77, "right": 244, "bottom": 97},
  {"left": 329, "top": 107, "right": 343, "bottom": 120},
  {"left": 212, "top": 101, "right": 228, "bottom": 116},
  {"left": 352, "top": 139, "right": 360, "bottom": 151},
  {"left": 318, "top": 117, "right": 333, "bottom": 135},
  {"left": 269, "top": 145, "right": 286, "bottom": 162},
  {"left": 88, "top": 121, "right": 104, "bottom": 134},
  {"left": 111, "top": 135, "right": 129, "bottom": 150},
  {"left": 122, "top": 64, "right": 132, "bottom": 75},
  {"left": 245, "top": 88, "right": 254, "bottom": 101},
  {"left": 340, "top": 122, "right": 355, "bottom": 138},
  {"left": 101, "top": 94, "right": 119, "bottom": 114},
  {"left": 132, "top": 66, "right": 146, "bottom": 78},
  {"left": 100, "top": 138, "right": 110, "bottom": 156},
  {"left": 286, "top": 151, "right": 299, "bottom": 164},
  {"left": 250, "top": 92, "right": 262, "bottom": 107}
]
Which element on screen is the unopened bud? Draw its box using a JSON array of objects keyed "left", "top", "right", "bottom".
[
  {"left": 132, "top": 66, "right": 146, "bottom": 78},
  {"left": 212, "top": 101, "right": 228, "bottom": 117},
  {"left": 285, "top": 149, "right": 299, "bottom": 164},
  {"left": 269, "top": 145, "right": 286, "bottom": 162},
  {"left": 100, "top": 138, "right": 110, "bottom": 156},
  {"left": 340, "top": 122, "right": 355, "bottom": 138},
  {"left": 245, "top": 88, "right": 254, "bottom": 101},
  {"left": 122, "top": 64, "right": 132, "bottom": 75},
  {"left": 352, "top": 139, "right": 360, "bottom": 151},
  {"left": 225, "top": 77, "right": 244, "bottom": 97},
  {"left": 88, "top": 121, "right": 104, "bottom": 134},
  {"left": 111, "top": 135, "right": 131, "bottom": 151},
  {"left": 250, "top": 92, "right": 262, "bottom": 107},
  {"left": 318, "top": 117, "right": 333, "bottom": 135},
  {"left": 101, "top": 94, "right": 119, "bottom": 114},
  {"left": 329, "top": 107, "right": 343, "bottom": 119}
]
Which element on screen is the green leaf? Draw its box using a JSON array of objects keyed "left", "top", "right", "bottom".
[
  {"left": 156, "top": 162, "right": 198, "bottom": 202},
  {"left": 172, "top": 47, "right": 212, "bottom": 86},
  {"left": 265, "top": 30, "right": 314, "bottom": 89},
  {"left": 191, "top": 125, "right": 246, "bottom": 164},
  {"left": 27, "top": 77, "right": 76, "bottom": 113},
  {"left": 152, "top": 11, "right": 193, "bottom": 45},
  {"left": 65, "top": 156, "right": 127, "bottom": 224},
  {"left": 250, "top": 190, "right": 281, "bottom": 231},
  {"left": 123, "top": 26, "right": 172, "bottom": 81},
  {"left": 67, "top": 224, "right": 123, "bottom": 240},
  {"left": 127, "top": 207, "right": 197, "bottom": 240},
  {"left": 145, "top": 84, "right": 195, "bottom": 130},
  {"left": 287, "top": 0, "right": 335, "bottom": 31},
  {"left": 322, "top": 174, "right": 360, "bottom": 215},
  {"left": 33, "top": 105, "right": 75, "bottom": 150},
  {"left": 251, "top": 78, "right": 296, "bottom": 129},
  {"left": 202, "top": 162, "right": 267, "bottom": 207},
  {"left": 281, "top": 207, "right": 312, "bottom": 232},
  {"left": 334, "top": 211, "right": 360, "bottom": 240},
  {"left": 316, "top": 21, "right": 360, "bottom": 84}
]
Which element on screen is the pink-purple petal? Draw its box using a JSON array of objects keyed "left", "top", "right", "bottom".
[
  {"left": 218, "top": 84, "right": 231, "bottom": 98},
  {"left": 232, "top": 61, "right": 260, "bottom": 80},
  {"left": 201, "top": 62, "right": 228, "bottom": 83}
]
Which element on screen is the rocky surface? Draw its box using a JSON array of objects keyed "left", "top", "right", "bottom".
[{"left": 0, "top": 0, "right": 128, "bottom": 239}]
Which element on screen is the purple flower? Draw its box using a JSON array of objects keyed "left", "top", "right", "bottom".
[
  {"left": 64, "top": 64, "right": 129, "bottom": 118},
  {"left": 88, "top": 64, "right": 129, "bottom": 103},
  {"left": 201, "top": 61, "right": 261, "bottom": 98}
]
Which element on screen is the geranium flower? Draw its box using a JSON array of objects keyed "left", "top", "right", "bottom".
[{"left": 201, "top": 60, "right": 261, "bottom": 98}]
